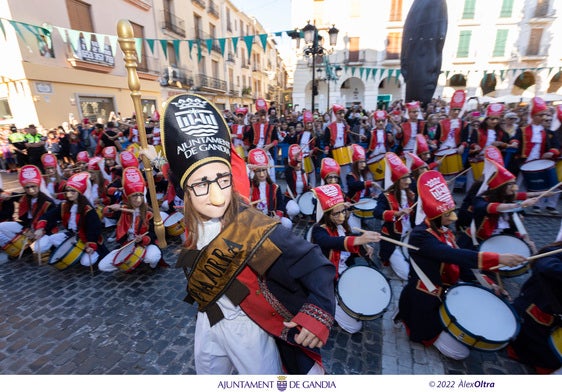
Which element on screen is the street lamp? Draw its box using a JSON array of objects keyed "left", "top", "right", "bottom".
[
  {"left": 325, "top": 64, "right": 343, "bottom": 113},
  {"left": 296, "top": 21, "right": 339, "bottom": 113}
]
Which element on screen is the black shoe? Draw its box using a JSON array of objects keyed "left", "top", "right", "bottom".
[
  {"left": 546, "top": 207, "right": 559, "bottom": 215},
  {"left": 532, "top": 206, "right": 541, "bottom": 213}
]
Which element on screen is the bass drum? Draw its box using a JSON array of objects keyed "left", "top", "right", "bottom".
[
  {"left": 336, "top": 265, "right": 392, "bottom": 320},
  {"left": 439, "top": 283, "right": 520, "bottom": 351},
  {"left": 352, "top": 198, "right": 377, "bottom": 219}
]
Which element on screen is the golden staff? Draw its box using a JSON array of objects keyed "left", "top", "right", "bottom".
[{"left": 117, "top": 20, "right": 167, "bottom": 249}]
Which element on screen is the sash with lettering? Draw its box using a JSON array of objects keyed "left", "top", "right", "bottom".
[{"left": 178, "top": 208, "right": 281, "bottom": 320}]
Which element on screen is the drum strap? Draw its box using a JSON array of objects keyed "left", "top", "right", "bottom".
[
  {"left": 470, "top": 220, "right": 479, "bottom": 247},
  {"left": 408, "top": 256, "right": 438, "bottom": 295},
  {"left": 176, "top": 208, "right": 281, "bottom": 325}
]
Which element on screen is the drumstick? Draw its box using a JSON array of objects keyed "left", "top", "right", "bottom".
[
  {"left": 250, "top": 199, "right": 265, "bottom": 205},
  {"left": 18, "top": 237, "right": 28, "bottom": 260},
  {"left": 489, "top": 247, "right": 562, "bottom": 270},
  {"left": 352, "top": 227, "right": 419, "bottom": 250},
  {"left": 535, "top": 181, "right": 562, "bottom": 201},
  {"left": 445, "top": 167, "right": 472, "bottom": 184},
  {"left": 397, "top": 202, "right": 417, "bottom": 221}
]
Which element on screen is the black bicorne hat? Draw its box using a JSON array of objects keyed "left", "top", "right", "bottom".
[{"left": 161, "top": 94, "right": 231, "bottom": 189}]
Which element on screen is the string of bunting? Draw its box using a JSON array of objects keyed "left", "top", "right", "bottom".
[{"left": 1, "top": 17, "right": 561, "bottom": 84}]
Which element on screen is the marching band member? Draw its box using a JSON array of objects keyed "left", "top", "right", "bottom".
[
  {"left": 311, "top": 184, "right": 381, "bottom": 334},
  {"left": 41, "top": 153, "right": 66, "bottom": 205},
  {"left": 98, "top": 167, "right": 163, "bottom": 272},
  {"left": 346, "top": 144, "right": 376, "bottom": 230},
  {"left": 161, "top": 94, "right": 335, "bottom": 375},
  {"left": 366, "top": 110, "right": 393, "bottom": 160},
  {"left": 0, "top": 165, "right": 55, "bottom": 260},
  {"left": 87, "top": 156, "right": 111, "bottom": 224},
  {"left": 395, "top": 170, "right": 526, "bottom": 360},
  {"left": 477, "top": 103, "right": 512, "bottom": 154},
  {"left": 298, "top": 111, "right": 319, "bottom": 187},
  {"left": 284, "top": 144, "right": 310, "bottom": 203},
  {"left": 75, "top": 150, "right": 90, "bottom": 173},
  {"left": 320, "top": 157, "right": 341, "bottom": 186},
  {"left": 247, "top": 99, "right": 278, "bottom": 182},
  {"left": 231, "top": 107, "right": 250, "bottom": 159},
  {"left": 396, "top": 101, "right": 425, "bottom": 155},
  {"left": 248, "top": 148, "right": 295, "bottom": 230},
  {"left": 101, "top": 146, "right": 119, "bottom": 181},
  {"left": 513, "top": 97, "right": 560, "bottom": 214},
  {"left": 373, "top": 152, "right": 415, "bottom": 280},
  {"left": 508, "top": 241, "right": 562, "bottom": 374},
  {"left": 323, "top": 104, "right": 352, "bottom": 192},
  {"left": 456, "top": 160, "right": 539, "bottom": 251},
  {"left": 439, "top": 90, "right": 466, "bottom": 151},
  {"left": 33, "top": 172, "right": 107, "bottom": 268}
]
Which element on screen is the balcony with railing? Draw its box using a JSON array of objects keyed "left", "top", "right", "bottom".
[
  {"left": 195, "top": 29, "right": 222, "bottom": 54},
  {"left": 137, "top": 55, "right": 161, "bottom": 81},
  {"left": 196, "top": 74, "right": 227, "bottom": 92},
  {"left": 160, "top": 66, "right": 194, "bottom": 89},
  {"left": 343, "top": 50, "right": 365, "bottom": 65},
  {"left": 208, "top": 1, "right": 219, "bottom": 18},
  {"left": 192, "top": 0, "right": 205, "bottom": 9},
  {"left": 161, "top": 9, "right": 186, "bottom": 37}
]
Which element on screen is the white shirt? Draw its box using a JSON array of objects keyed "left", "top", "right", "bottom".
[
  {"left": 68, "top": 204, "right": 78, "bottom": 232},
  {"left": 403, "top": 122, "right": 417, "bottom": 152},
  {"left": 257, "top": 123, "right": 266, "bottom": 148},
  {"left": 300, "top": 131, "right": 312, "bottom": 155},
  {"left": 485, "top": 129, "right": 497, "bottom": 146},
  {"left": 334, "top": 122, "right": 345, "bottom": 148},
  {"left": 337, "top": 225, "right": 351, "bottom": 274},
  {"left": 527, "top": 124, "right": 544, "bottom": 162}
]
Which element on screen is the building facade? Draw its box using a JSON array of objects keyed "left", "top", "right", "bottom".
[
  {"left": 290, "top": 0, "right": 562, "bottom": 112},
  {"left": 0, "top": 0, "right": 288, "bottom": 129}
]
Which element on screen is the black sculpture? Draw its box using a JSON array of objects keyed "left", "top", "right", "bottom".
[{"left": 401, "top": 0, "right": 448, "bottom": 105}]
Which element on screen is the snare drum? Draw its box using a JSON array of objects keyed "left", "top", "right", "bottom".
[
  {"left": 478, "top": 235, "right": 531, "bottom": 277},
  {"left": 2, "top": 233, "right": 27, "bottom": 258},
  {"left": 303, "top": 155, "right": 314, "bottom": 174},
  {"left": 367, "top": 154, "right": 386, "bottom": 181},
  {"left": 520, "top": 159, "right": 558, "bottom": 191},
  {"left": 297, "top": 191, "right": 315, "bottom": 216},
  {"left": 435, "top": 149, "right": 463, "bottom": 176},
  {"left": 549, "top": 327, "right": 562, "bottom": 362},
  {"left": 439, "top": 283, "right": 520, "bottom": 351},
  {"left": 470, "top": 159, "right": 484, "bottom": 180},
  {"left": 336, "top": 265, "right": 392, "bottom": 320},
  {"left": 332, "top": 146, "right": 352, "bottom": 166},
  {"left": 163, "top": 212, "right": 185, "bottom": 237},
  {"left": 112, "top": 241, "right": 146, "bottom": 273},
  {"left": 48, "top": 237, "right": 86, "bottom": 270},
  {"left": 352, "top": 198, "right": 377, "bottom": 219}
]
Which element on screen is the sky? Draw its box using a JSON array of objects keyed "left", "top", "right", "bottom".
[{"left": 231, "top": 0, "right": 292, "bottom": 33}]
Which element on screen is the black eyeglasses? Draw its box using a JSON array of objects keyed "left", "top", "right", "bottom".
[
  {"left": 331, "top": 208, "right": 349, "bottom": 217},
  {"left": 325, "top": 175, "right": 339, "bottom": 181},
  {"left": 186, "top": 173, "right": 232, "bottom": 196},
  {"left": 24, "top": 185, "right": 38, "bottom": 190},
  {"left": 65, "top": 189, "right": 78, "bottom": 193}
]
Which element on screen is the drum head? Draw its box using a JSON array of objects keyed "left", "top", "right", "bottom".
[
  {"left": 435, "top": 149, "right": 456, "bottom": 157},
  {"left": 164, "top": 212, "right": 184, "bottom": 227},
  {"left": 479, "top": 235, "right": 531, "bottom": 272},
  {"left": 355, "top": 198, "right": 377, "bottom": 211},
  {"left": 337, "top": 266, "right": 391, "bottom": 320},
  {"left": 444, "top": 284, "right": 518, "bottom": 342},
  {"left": 113, "top": 242, "right": 136, "bottom": 266},
  {"left": 520, "top": 159, "right": 555, "bottom": 172},
  {"left": 49, "top": 237, "right": 74, "bottom": 264},
  {"left": 297, "top": 192, "right": 315, "bottom": 216},
  {"left": 401, "top": 232, "right": 411, "bottom": 260}
]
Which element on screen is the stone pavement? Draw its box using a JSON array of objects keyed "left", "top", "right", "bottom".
[{"left": 0, "top": 170, "right": 560, "bottom": 375}]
